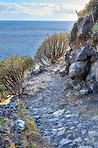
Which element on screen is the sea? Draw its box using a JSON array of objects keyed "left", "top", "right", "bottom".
[{"left": 0, "top": 21, "right": 74, "bottom": 61}]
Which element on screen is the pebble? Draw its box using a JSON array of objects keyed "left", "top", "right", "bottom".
[
  {"left": 9, "top": 102, "right": 18, "bottom": 108},
  {"left": 53, "top": 109, "right": 65, "bottom": 117},
  {"left": 15, "top": 120, "right": 25, "bottom": 131},
  {"left": 75, "top": 137, "right": 82, "bottom": 142},
  {"left": 52, "top": 129, "right": 58, "bottom": 135},
  {"left": 60, "top": 138, "right": 72, "bottom": 148},
  {"left": 88, "top": 130, "right": 98, "bottom": 138},
  {"left": 66, "top": 114, "right": 74, "bottom": 119},
  {"left": 79, "top": 146, "right": 93, "bottom": 148}
]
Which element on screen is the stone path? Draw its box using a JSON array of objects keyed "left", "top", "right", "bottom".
[{"left": 25, "top": 63, "right": 98, "bottom": 148}]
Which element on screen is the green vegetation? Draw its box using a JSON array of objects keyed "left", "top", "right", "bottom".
[
  {"left": 79, "top": 0, "right": 98, "bottom": 17},
  {"left": 34, "top": 33, "right": 68, "bottom": 65},
  {"left": 0, "top": 118, "right": 5, "bottom": 125},
  {"left": 0, "top": 55, "right": 35, "bottom": 100},
  {"left": 0, "top": 83, "right": 8, "bottom": 102},
  {"left": 17, "top": 100, "right": 40, "bottom": 147},
  {"left": 92, "top": 22, "right": 98, "bottom": 34},
  {"left": 60, "top": 60, "right": 65, "bottom": 65}
]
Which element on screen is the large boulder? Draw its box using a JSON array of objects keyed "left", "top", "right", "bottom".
[
  {"left": 69, "top": 45, "right": 98, "bottom": 81},
  {"left": 69, "top": 61, "right": 89, "bottom": 80},
  {"left": 77, "top": 15, "right": 93, "bottom": 40}
]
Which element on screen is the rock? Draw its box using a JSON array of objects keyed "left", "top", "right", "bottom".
[
  {"left": 79, "top": 146, "right": 93, "bottom": 148},
  {"left": 76, "top": 46, "right": 96, "bottom": 61},
  {"left": 91, "top": 82, "right": 98, "bottom": 93},
  {"left": 70, "top": 23, "right": 78, "bottom": 43},
  {"left": 81, "top": 129, "right": 87, "bottom": 135},
  {"left": 65, "top": 48, "right": 73, "bottom": 62},
  {"left": 64, "top": 85, "right": 73, "bottom": 91},
  {"left": 75, "top": 137, "right": 82, "bottom": 142},
  {"left": 65, "top": 110, "right": 72, "bottom": 114},
  {"left": 47, "top": 118, "right": 59, "bottom": 122},
  {"left": 52, "top": 129, "right": 58, "bottom": 135},
  {"left": 33, "top": 69, "right": 41, "bottom": 75},
  {"left": 66, "top": 114, "right": 74, "bottom": 119},
  {"left": 11, "top": 113, "right": 19, "bottom": 120},
  {"left": 33, "top": 115, "right": 41, "bottom": 120},
  {"left": 44, "top": 130, "right": 50, "bottom": 136},
  {"left": 69, "top": 61, "right": 89, "bottom": 80},
  {"left": 70, "top": 126, "right": 75, "bottom": 130},
  {"left": 15, "top": 140, "right": 23, "bottom": 146},
  {"left": 84, "top": 138, "right": 90, "bottom": 141},
  {"left": 39, "top": 65, "right": 47, "bottom": 72},
  {"left": 15, "top": 120, "right": 25, "bottom": 131},
  {"left": 94, "top": 142, "right": 98, "bottom": 148},
  {"left": 31, "top": 66, "right": 47, "bottom": 76},
  {"left": 86, "top": 60, "right": 98, "bottom": 84},
  {"left": 53, "top": 109, "right": 65, "bottom": 117},
  {"left": 79, "top": 88, "right": 92, "bottom": 95},
  {"left": 59, "top": 71, "right": 66, "bottom": 77},
  {"left": 77, "top": 14, "right": 93, "bottom": 40},
  {"left": 9, "top": 102, "right": 18, "bottom": 108},
  {"left": 88, "top": 130, "right": 98, "bottom": 138},
  {"left": 57, "top": 128, "right": 65, "bottom": 136},
  {"left": 70, "top": 7, "right": 98, "bottom": 45},
  {"left": 71, "top": 143, "right": 78, "bottom": 148},
  {"left": 60, "top": 138, "right": 72, "bottom": 148}
]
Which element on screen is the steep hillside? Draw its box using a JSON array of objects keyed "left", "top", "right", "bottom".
[{"left": 79, "top": 0, "right": 98, "bottom": 17}]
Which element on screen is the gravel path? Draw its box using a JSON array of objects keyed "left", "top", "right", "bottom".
[{"left": 25, "top": 63, "right": 98, "bottom": 148}]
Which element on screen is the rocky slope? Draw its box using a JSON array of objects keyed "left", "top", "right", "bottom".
[{"left": 65, "top": 6, "right": 98, "bottom": 94}]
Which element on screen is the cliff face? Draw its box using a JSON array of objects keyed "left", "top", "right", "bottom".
[{"left": 65, "top": 6, "right": 98, "bottom": 93}]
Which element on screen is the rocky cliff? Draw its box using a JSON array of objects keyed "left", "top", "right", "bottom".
[{"left": 65, "top": 6, "right": 98, "bottom": 93}]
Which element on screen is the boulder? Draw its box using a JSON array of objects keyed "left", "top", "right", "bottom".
[
  {"left": 86, "top": 60, "right": 98, "bottom": 83},
  {"left": 69, "top": 61, "right": 89, "bottom": 80},
  {"left": 86, "top": 58, "right": 98, "bottom": 92},
  {"left": 77, "top": 15, "right": 93, "bottom": 40},
  {"left": 76, "top": 45, "right": 96, "bottom": 61}
]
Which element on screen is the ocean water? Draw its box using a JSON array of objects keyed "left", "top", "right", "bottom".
[{"left": 0, "top": 21, "right": 74, "bottom": 61}]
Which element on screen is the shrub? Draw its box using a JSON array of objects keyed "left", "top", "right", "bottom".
[
  {"left": 0, "top": 55, "right": 35, "bottom": 97},
  {"left": 34, "top": 33, "right": 68, "bottom": 65}
]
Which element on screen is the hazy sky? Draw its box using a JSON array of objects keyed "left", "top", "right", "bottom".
[{"left": 0, "top": 0, "right": 90, "bottom": 21}]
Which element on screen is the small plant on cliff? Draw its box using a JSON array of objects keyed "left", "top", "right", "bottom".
[
  {"left": 92, "top": 22, "right": 98, "bottom": 34},
  {"left": 34, "top": 33, "right": 68, "bottom": 65},
  {"left": 79, "top": 0, "right": 98, "bottom": 17},
  {"left": 0, "top": 55, "right": 35, "bottom": 97}
]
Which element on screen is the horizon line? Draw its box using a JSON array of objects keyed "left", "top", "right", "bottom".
[{"left": 0, "top": 19, "right": 75, "bottom": 22}]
